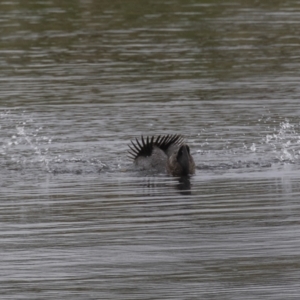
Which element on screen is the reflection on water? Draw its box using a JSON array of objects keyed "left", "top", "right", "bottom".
[
  {"left": 176, "top": 176, "right": 192, "bottom": 194},
  {"left": 1, "top": 0, "right": 300, "bottom": 299}
]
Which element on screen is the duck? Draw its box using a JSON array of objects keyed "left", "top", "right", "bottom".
[{"left": 128, "top": 134, "right": 195, "bottom": 176}]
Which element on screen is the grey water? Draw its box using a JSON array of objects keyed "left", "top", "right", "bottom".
[{"left": 1, "top": 1, "right": 300, "bottom": 299}]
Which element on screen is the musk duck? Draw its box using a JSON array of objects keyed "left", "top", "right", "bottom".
[{"left": 128, "top": 134, "right": 195, "bottom": 176}]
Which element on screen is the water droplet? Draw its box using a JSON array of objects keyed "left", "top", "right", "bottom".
[{"left": 250, "top": 143, "right": 256, "bottom": 152}]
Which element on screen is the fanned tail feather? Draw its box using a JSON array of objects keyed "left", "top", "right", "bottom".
[{"left": 128, "top": 134, "right": 183, "bottom": 160}]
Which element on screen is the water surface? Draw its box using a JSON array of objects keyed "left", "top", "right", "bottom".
[{"left": 1, "top": 1, "right": 300, "bottom": 299}]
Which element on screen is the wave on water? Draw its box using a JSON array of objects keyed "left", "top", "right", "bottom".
[
  {"left": 0, "top": 110, "right": 112, "bottom": 175},
  {"left": 1, "top": 110, "right": 300, "bottom": 175},
  {"left": 195, "top": 118, "right": 300, "bottom": 171}
]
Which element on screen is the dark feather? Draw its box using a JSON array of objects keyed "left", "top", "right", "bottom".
[{"left": 128, "top": 134, "right": 184, "bottom": 160}]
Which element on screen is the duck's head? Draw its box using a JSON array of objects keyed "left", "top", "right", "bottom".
[{"left": 176, "top": 144, "right": 192, "bottom": 176}]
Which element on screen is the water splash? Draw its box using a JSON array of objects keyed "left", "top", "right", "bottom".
[
  {"left": 0, "top": 110, "right": 111, "bottom": 175},
  {"left": 261, "top": 119, "right": 300, "bottom": 162},
  {"left": 16, "top": 125, "right": 51, "bottom": 171},
  {"left": 0, "top": 110, "right": 52, "bottom": 171},
  {"left": 250, "top": 143, "right": 256, "bottom": 152}
]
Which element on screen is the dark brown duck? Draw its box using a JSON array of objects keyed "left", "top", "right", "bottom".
[{"left": 128, "top": 134, "right": 195, "bottom": 176}]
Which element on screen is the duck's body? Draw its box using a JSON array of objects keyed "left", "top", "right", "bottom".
[{"left": 128, "top": 134, "right": 195, "bottom": 176}]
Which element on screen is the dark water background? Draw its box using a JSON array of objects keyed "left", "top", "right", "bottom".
[{"left": 1, "top": 1, "right": 300, "bottom": 299}]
